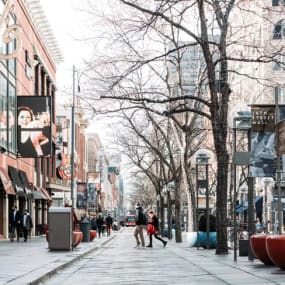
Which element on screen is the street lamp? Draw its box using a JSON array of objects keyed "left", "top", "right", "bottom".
[
  {"left": 196, "top": 152, "right": 210, "bottom": 249},
  {"left": 232, "top": 110, "right": 251, "bottom": 262},
  {"left": 167, "top": 181, "right": 175, "bottom": 240}
]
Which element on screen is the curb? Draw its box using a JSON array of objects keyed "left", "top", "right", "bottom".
[{"left": 27, "top": 236, "right": 115, "bottom": 285}]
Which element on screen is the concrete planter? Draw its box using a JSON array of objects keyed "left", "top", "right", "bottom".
[
  {"left": 250, "top": 234, "right": 273, "bottom": 265},
  {"left": 73, "top": 231, "right": 83, "bottom": 248},
  {"left": 196, "top": 231, "right": 217, "bottom": 249},
  {"left": 185, "top": 232, "right": 197, "bottom": 247},
  {"left": 266, "top": 235, "right": 285, "bottom": 269}
]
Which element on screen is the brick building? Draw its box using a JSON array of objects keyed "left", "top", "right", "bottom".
[{"left": 0, "top": 0, "right": 62, "bottom": 238}]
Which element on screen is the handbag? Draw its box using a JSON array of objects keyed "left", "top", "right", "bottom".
[{"left": 147, "top": 224, "right": 156, "bottom": 235}]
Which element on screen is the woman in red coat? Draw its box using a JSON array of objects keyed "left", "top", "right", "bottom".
[{"left": 146, "top": 210, "right": 167, "bottom": 248}]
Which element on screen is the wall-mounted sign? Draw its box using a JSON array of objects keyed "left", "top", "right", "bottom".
[{"left": 0, "top": 0, "right": 22, "bottom": 60}]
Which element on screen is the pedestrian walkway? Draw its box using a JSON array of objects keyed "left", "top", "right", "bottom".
[
  {"left": 0, "top": 233, "right": 115, "bottom": 285},
  {"left": 1, "top": 229, "right": 285, "bottom": 284}
]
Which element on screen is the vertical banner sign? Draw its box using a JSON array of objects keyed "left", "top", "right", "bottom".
[
  {"left": 17, "top": 96, "right": 51, "bottom": 157},
  {"left": 250, "top": 105, "right": 275, "bottom": 177},
  {"left": 76, "top": 182, "right": 87, "bottom": 209}
]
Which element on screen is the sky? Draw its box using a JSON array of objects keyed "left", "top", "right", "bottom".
[
  {"left": 40, "top": 1, "right": 133, "bottom": 191},
  {"left": 40, "top": 0, "right": 114, "bottom": 142}
]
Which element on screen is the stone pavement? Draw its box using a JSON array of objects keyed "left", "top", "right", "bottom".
[
  {"left": 1, "top": 229, "right": 285, "bottom": 285},
  {"left": 0, "top": 232, "right": 115, "bottom": 285}
]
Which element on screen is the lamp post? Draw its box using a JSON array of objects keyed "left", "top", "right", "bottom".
[
  {"left": 263, "top": 178, "right": 273, "bottom": 234},
  {"left": 232, "top": 111, "right": 251, "bottom": 262},
  {"left": 196, "top": 152, "right": 210, "bottom": 249},
  {"left": 167, "top": 181, "right": 175, "bottom": 240},
  {"left": 70, "top": 65, "right": 76, "bottom": 237}
]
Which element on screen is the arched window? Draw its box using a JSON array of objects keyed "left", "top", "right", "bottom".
[{"left": 273, "top": 20, "right": 285, "bottom": 39}]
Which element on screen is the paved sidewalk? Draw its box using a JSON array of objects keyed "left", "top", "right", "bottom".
[
  {"left": 0, "top": 233, "right": 115, "bottom": 285},
  {"left": 1, "top": 229, "right": 285, "bottom": 284}
]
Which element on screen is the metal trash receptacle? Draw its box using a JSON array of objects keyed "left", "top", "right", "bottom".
[
  {"left": 80, "top": 216, "right": 91, "bottom": 242},
  {"left": 48, "top": 207, "right": 72, "bottom": 250}
]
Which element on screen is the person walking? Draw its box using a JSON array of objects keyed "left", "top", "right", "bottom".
[
  {"left": 22, "top": 209, "right": 33, "bottom": 242},
  {"left": 96, "top": 214, "right": 104, "bottom": 238},
  {"left": 134, "top": 203, "right": 145, "bottom": 248},
  {"left": 146, "top": 210, "right": 167, "bottom": 248},
  {"left": 105, "top": 213, "right": 113, "bottom": 236},
  {"left": 9, "top": 206, "right": 22, "bottom": 242}
]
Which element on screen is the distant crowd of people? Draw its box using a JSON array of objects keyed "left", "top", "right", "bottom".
[
  {"left": 90, "top": 213, "right": 114, "bottom": 237},
  {"left": 9, "top": 206, "right": 33, "bottom": 242}
]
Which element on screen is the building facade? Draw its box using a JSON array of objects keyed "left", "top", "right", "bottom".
[{"left": 0, "top": 0, "right": 62, "bottom": 238}]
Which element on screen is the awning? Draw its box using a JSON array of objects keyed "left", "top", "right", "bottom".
[
  {"left": 8, "top": 166, "right": 25, "bottom": 196},
  {"left": 33, "top": 189, "right": 47, "bottom": 200},
  {"left": 41, "top": 188, "right": 52, "bottom": 201},
  {"left": 18, "top": 170, "right": 33, "bottom": 197},
  {"left": 0, "top": 167, "right": 15, "bottom": 195}
]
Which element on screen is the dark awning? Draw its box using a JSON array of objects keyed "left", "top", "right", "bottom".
[
  {"left": 0, "top": 167, "right": 15, "bottom": 195},
  {"left": 8, "top": 166, "right": 25, "bottom": 196},
  {"left": 18, "top": 170, "right": 33, "bottom": 197}
]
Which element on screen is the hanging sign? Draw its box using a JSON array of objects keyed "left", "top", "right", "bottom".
[{"left": 0, "top": 0, "right": 22, "bottom": 59}]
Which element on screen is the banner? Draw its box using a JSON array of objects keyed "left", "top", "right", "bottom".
[
  {"left": 76, "top": 182, "right": 87, "bottom": 209},
  {"left": 17, "top": 96, "right": 51, "bottom": 157},
  {"left": 87, "top": 182, "right": 96, "bottom": 208},
  {"left": 250, "top": 105, "right": 275, "bottom": 177}
]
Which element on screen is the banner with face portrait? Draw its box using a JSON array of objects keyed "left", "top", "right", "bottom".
[
  {"left": 17, "top": 96, "right": 51, "bottom": 157},
  {"left": 250, "top": 105, "right": 275, "bottom": 177}
]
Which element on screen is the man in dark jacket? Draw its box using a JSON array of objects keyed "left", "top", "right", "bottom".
[
  {"left": 9, "top": 206, "right": 22, "bottom": 242},
  {"left": 96, "top": 214, "right": 104, "bottom": 238},
  {"left": 134, "top": 203, "right": 145, "bottom": 248},
  {"left": 105, "top": 213, "right": 113, "bottom": 236},
  {"left": 22, "top": 209, "right": 33, "bottom": 242}
]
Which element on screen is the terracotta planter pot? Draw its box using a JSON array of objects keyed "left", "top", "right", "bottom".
[
  {"left": 90, "top": 230, "right": 97, "bottom": 241},
  {"left": 73, "top": 231, "right": 83, "bottom": 248},
  {"left": 266, "top": 235, "right": 285, "bottom": 269},
  {"left": 250, "top": 234, "right": 273, "bottom": 265}
]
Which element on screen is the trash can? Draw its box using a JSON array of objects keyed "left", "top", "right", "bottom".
[
  {"left": 48, "top": 207, "right": 72, "bottom": 250},
  {"left": 80, "top": 216, "right": 91, "bottom": 242}
]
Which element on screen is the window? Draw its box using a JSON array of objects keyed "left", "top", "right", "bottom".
[
  {"left": 0, "top": 73, "right": 16, "bottom": 152},
  {"left": 273, "top": 54, "right": 285, "bottom": 70},
  {"left": 275, "top": 85, "right": 285, "bottom": 103},
  {"left": 273, "top": 0, "right": 285, "bottom": 6},
  {"left": 273, "top": 20, "right": 285, "bottom": 39}
]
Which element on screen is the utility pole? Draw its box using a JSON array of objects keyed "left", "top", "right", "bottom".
[{"left": 70, "top": 65, "right": 76, "bottom": 231}]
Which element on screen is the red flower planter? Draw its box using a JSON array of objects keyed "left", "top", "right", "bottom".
[
  {"left": 266, "top": 235, "right": 285, "bottom": 269},
  {"left": 250, "top": 234, "right": 273, "bottom": 265},
  {"left": 73, "top": 231, "right": 83, "bottom": 248},
  {"left": 90, "top": 230, "right": 97, "bottom": 241}
]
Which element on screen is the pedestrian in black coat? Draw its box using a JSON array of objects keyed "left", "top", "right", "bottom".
[{"left": 9, "top": 206, "right": 22, "bottom": 242}]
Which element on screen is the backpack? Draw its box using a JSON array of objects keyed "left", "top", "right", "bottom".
[{"left": 142, "top": 212, "right": 148, "bottom": 225}]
